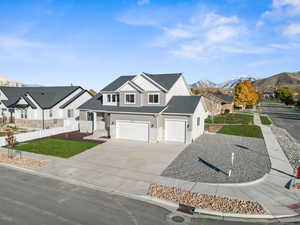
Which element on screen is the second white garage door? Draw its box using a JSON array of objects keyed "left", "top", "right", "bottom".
[
  {"left": 165, "top": 119, "right": 186, "bottom": 143},
  {"left": 116, "top": 120, "right": 149, "bottom": 142}
]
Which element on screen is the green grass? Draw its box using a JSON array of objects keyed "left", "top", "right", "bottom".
[
  {"left": 217, "top": 125, "right": 263, "bottom": 138},
  {"left": 0, "top": 132, "right": 7, "bottom": 136},
  {"left": 205, "top": 113, "right": 253, "bottom": 125},
  {"left": 13, "top": 138, "right": 98, "bottom": 158},
  {"left": 260, "top": 115, "right": 272, "bottom": 125}
]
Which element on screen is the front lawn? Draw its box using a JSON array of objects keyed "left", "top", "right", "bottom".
[
  {"left": 205, "top": 113, "right": 253, "bottom": 125},
  {"left": 260, "top": 115, "right": 272, "bottom": 125},
  {"left": 218, "top": 125, "right": 263, "bottom": 138},
  {"left": 13, "top": 138, "right": 98, "bottom": 158}
]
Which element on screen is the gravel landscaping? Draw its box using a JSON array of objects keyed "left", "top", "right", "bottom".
[
  {"left": 271, "top": 126, "right": 300, "bottom": 169},
  {"left": 0, "top": 152, "right": 47, "bottom": 168},
  {"left": 162, "top": 133, "right": 270, "bottom": 183},
  {"left": 148, "top": 184, "right": 266, "bottom": 214}
]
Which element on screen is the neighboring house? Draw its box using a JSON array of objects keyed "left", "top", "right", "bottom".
[
  {"left": 202, "top": 94, "right": 223, "bottom": 116},
  {"left": 0, "top": 86, "right": 92, "bottom": 129},
  {"left": 78, "top": 72, "right": 208, "bottom": 144},
  {"left": 201, "top": 93, "right": 234, "bottom": 115},
  {"left": 213, "top": 93, "right": 234, "bottom": 113}
]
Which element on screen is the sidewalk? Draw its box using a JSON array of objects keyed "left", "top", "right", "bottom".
[{"left": 1, "top": 116, "right": 300, "bottom": 218}]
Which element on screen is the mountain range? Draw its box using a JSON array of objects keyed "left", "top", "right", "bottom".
[{"left": 191, "top": 75, "right": 256, "bottom": 89}]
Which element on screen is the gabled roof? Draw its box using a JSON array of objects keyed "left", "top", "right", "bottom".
[
  {"left": 101, "top": 76, "right": 135, "bottom": 92},
  {"left": 100, "top": 73, "right": 182, "bottom": 92},
  {"left": 163, "top": 96, "right": 202, "bottom": 114},
  {"left": 0, "top": 86, "right": 82, "bottom": 109},
  {"left": 60, "top": 89, "right": 89, "bottom": 109}
]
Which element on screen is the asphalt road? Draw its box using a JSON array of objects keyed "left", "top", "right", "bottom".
[
  {"left": 260, "top": 102, "right": 300, "bottom": 143},
  {"left": 0, "top": 166, "right": 299, "bottom": 225}
]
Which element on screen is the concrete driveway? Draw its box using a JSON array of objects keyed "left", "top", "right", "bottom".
[{"left": 71, "top": 139, "right": 186, "bottom": 176}]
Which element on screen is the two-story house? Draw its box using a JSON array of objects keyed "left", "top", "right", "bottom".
[
  {"left": 78, "top": 72, "right": 208, "bottom": 143},
  {"left": 0, "top": 86, "right": 92, "bottom": 129}
]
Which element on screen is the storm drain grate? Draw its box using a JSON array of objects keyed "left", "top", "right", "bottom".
[{"left": 171, "top": 216, "right": 185, "bottom": 223}]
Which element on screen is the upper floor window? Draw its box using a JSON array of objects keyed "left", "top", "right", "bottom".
[
  {"left": 107, "top": 94, "right": 119, "bottom": 103},
  {"left": 148, "top": 93, "right": 159, "bottom": 104},
  {"left": 197, "top": 117, "right": 200, "bottom": 126},
  {"left": 125, "top": 93, "right": 135, "bottom": 104}
]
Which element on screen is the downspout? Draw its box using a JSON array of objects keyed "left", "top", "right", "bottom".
[{"left": 42, "top": 109, "right": 45, "bottom": 129}]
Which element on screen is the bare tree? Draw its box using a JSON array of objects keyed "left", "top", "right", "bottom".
[{"left": 5, "top": 129, "right": 16, "bottom": 158}]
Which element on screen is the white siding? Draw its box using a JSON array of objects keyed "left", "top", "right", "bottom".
[
  {"left": 132, "top": 75, "right": 161, "bottom": 91},
  {"left": 166, "top": 76, "right": 191, "bottom": 103},
  {"left": 118, "top": 83, "right": 137, "bottom": 92},
  {"left": 0, "top": 90, "right": 8, "bottom": 101},
  {"left": 191, "top": 98, "right": 208, "bottom": 140},
  {"left": 63, "top": 92, "right": 92, "bottom": 119}
]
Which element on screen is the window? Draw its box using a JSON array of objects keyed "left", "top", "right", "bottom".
[
  {"left": 197, "top": 117, "right": 200, "bottom": 126},
  {"left": 67, "top": 109, "right": 74, "bottom": 118},
  {"left": 49, "top": 110, "right": 53, "bottom": 118},
  {"left": 87, "top": 112, "right": 94, "bottom": 121},
  {"left": 125, "top": 94, "right": 135, "bottom": 104},
  {"left": 112, "top": 94, "right": 116, "bottom": 102},
  {"left": 148, "top": 93, "right": 159, "bottom": 104},
  {"left": 107, "top": 95, "right": 111, "bottom": 102},
  {"left": 21, "top": 110, "right": 27, "bottom": 119},
  {"left": 117, "top": 94, "right": 120, "bottom": 102}
]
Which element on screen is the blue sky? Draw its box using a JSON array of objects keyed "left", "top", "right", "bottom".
[{"left": 0, "top": 0, "right": 300, "bottom": 90}]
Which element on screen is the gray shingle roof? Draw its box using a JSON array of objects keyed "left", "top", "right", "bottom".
[
  {"left": 79, "top": 94, "right": 202, "bottom": 115},
  {"left": 213, "top": 93, "right": 234, "bottom": 103},
  {"left": 100, "top": 73, "right": 182, "bottom": 92},
  {"left": 163, "top": 96, "right": 202, "bottom": 114},
  {"left": 101, "top": 76, "right": 135, "bottom": 92},
  {"left": 0, "top": 86, "right": 81, "bottom": 109},
  {"left": 143, "top": 73, "right": 182, "bottom": 90}
]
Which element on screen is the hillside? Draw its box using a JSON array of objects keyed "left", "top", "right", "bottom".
[{"left": 253, "top": 72, "right": 300, "bottom": 93}]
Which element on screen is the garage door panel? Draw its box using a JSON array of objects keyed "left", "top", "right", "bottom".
[
  {"left": 165, "top": 119, "right": 186, "bottom": 143},
  {"left": 116, "top": 121, "right": 149, "bottom": 142}
]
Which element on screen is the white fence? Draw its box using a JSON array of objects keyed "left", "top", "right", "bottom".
[{"left": 0, "top": 120, "right": 79, "bottom": 147}]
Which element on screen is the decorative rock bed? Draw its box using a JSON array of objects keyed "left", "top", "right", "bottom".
[
  {"left": 148, "top": 184, "right": 266, "bottom": 215},
  {"left": 0, "top": 152, "right": 47, "bottom": 168},
  {"left": 293, "top": 183, "right": 300, "bottom": 189}
]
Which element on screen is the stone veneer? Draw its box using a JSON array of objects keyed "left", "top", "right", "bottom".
[{"left": 15, "top": 119, "right": 64, "bottom": 129}]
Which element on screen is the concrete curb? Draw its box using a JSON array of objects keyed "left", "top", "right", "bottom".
[{"left": 144, "top": 195, "right": 299, "bottom": 220}]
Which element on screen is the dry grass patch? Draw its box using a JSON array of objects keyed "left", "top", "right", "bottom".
[
  {"left": 148, "top": 184, "right": 266, "bottom": 215},
  {"left": 0, "top": 152, "right": 47, "bottom": 168}
]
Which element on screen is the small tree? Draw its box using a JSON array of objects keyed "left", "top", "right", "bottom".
[
  {"left": 234, "top": 81, "right": 258, "bottom": 109},
  {"left": 5, "top": 129, "right": 16, "bottom": 158},
  {"left": 274, "top": 87, "right": 295, "bottom": 105},
  {"left": 191, "top": 88, "right": 201, "bottom": 95}
]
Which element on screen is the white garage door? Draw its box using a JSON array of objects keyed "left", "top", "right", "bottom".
[
  {"left": 165, "top": 119, "right": 186, "bottom": 143},
  {"left": 116, "top": 121, "right": 149, "bottom": 142}
]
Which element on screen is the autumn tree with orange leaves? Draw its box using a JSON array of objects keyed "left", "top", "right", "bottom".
[{"left": 234, "top": 81, "right": 258, "bottom": 108}]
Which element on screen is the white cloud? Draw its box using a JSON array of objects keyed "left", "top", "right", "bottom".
[
  {"left": 205, "top": 25, "right": 242, "bottom": 43},
  {"left": 283, "top": 23, "right": 300, "bottom": 35},
  {"left": 202, "top": 13, "right": 239, "bottom": 28},
  {"left": 263, "top": 0, "right": 300, "bottom": 17},
  {"left": 137, "top": 0, "right": 150, "bottom": 6},
  {"left": 164, "top": 27, "right": 194, "bottom": 39},
  {"left": 0, "top": 36, "right": 50, "bottom": 49}
]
